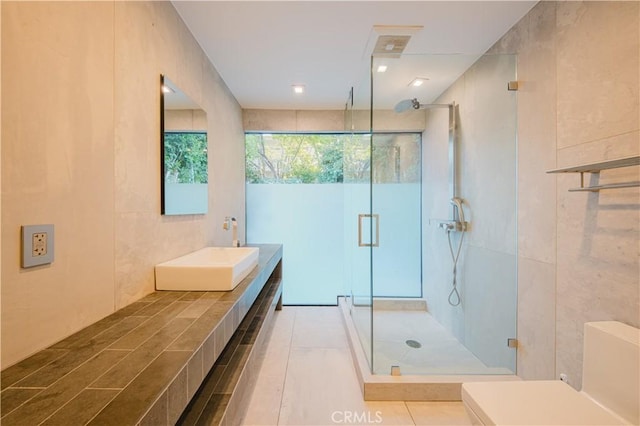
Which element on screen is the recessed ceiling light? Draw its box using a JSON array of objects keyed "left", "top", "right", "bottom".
[
  {"left": 292, "top": 85, "right": 305, "bottom": 94},
  {"left": 385, "top": 43, "right": 395, "bottom": 51},
  {"left": 409, "top": 77, "right": 429, "bottom": 87},
  {"left": 162, "top": 85, "right": 174, "bottom": 94},
  {"left": 377, "top": 65, "right": 388, "bottom": 73}
]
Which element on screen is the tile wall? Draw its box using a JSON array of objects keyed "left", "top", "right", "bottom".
[
  {"left": 421, "top": 53, "right": 518, "bottom": 371},
  {"left": 491, "top": 1, "right": 639, "bottom": 387},
  {"left": 1, "top": 2, "right": 245, "bottom": 369}
]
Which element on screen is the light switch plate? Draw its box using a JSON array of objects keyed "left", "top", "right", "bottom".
[{"left": 21, "top": 224, "right": 55, "bottom": 268}]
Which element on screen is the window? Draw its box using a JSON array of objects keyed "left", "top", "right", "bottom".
[
  {"left": 245, "top": 132, "right": 422, "bottom": 304},
  {"left": 245, "top": 133, "right": 420, "bottom": 185}
]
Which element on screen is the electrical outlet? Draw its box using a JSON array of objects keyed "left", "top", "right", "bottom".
[
  {"left": 22, "top": 224, "right": 55, "bottom": 268},
  {"left": 32, "top": 233, "right": 48, "bottom": 256}
]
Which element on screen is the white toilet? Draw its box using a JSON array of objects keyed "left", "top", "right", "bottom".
[{"left": 462, "top": 321, "right": 639, "bottom": 425}]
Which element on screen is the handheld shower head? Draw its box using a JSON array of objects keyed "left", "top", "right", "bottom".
[{"left": 450, "top": 197, "right": 465, "bottom": 224}]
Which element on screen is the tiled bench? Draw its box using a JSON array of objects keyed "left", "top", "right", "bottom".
[{"left": 1, "top": 244, "right": 283, "bottom": 426}]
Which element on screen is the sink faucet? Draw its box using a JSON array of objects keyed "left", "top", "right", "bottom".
[{"left": 223, "top": 217, "right": 239, "bottom": 247}]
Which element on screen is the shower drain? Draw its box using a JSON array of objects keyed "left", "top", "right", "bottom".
[{"left": 405, "top": 339, "right": 422, "bottom": 349}]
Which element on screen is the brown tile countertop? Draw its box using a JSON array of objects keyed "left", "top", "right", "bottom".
[{"left": 1, "top": 244, "right": 283, "bottom": 426}]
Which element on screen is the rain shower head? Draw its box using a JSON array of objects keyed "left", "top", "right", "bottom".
[
  {"left": 394, "top": 98, "right": 420, "bottom": 113},
  {"left": 395, "top": 99, "right": 457, "bottom": 113}
]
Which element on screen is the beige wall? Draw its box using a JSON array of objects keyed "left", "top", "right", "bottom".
[
  {"left": 1, "top": 1, "right": 245, "bottom": 368},
  {"left": 493, "top": 1, "right": 639, "bottom": 388},
  {"left": 244, "top": 109, "right": 345, "bottom": 132},
  {"left": 243, "top": 108, "right": 426, "bottom": 133}
]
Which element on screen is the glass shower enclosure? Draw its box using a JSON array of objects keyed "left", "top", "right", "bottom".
[{"left": 345, "top": 52, "right": 518, "bottom": 376}]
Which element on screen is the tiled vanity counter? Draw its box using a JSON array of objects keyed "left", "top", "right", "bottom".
[{"left": 1, "top": 244, "right": 283, "bottom": 425}]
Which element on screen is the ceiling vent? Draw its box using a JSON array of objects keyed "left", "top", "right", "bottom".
[
  {"left": 373, "top": 35, "right": 411, "bottom": 58},
  {"left": 364, "top": 25, "right": 423, "bottom": 59}
]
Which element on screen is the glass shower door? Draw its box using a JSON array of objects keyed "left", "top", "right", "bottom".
[
  {"left": 344, "top": 83, "right": 374, "bottom": 370},
  {"left": 369, "top": 132, "right": 423, "bottom": 375},
  {"left": 371, "top": 133, "right": 422, "bottom": 298}
]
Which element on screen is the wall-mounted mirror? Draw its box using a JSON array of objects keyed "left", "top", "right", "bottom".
[{"left": 161, "top": 75, "right": 208, "bottom": 215}]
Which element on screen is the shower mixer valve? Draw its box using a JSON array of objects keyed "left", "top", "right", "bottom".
[
  {"left": 438, "top": 220, "right": 467, "bottom": 232},
  {"left": 439, "top": 221, "right": 456, "bottom": 231}
]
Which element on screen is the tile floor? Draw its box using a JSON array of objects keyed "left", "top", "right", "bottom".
[{"left": 243, "top": 307, "right": 472, "bottom": 425}]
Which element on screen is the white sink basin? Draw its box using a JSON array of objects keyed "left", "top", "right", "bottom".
[{"left": 155, "top": 247, "right": 259, "bottom": 291}]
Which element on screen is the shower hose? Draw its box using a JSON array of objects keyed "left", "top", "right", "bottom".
[{"left": 447, "top": 226, "right": 464, "bottom": 306}]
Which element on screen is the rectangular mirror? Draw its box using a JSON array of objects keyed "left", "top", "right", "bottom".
[{"left": 161, "top": 75, "right": 208, "bottom": 215}]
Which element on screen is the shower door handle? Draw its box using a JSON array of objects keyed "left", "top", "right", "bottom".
[{"left": 358, "top": 214, "right": 379, "bottom": 247}]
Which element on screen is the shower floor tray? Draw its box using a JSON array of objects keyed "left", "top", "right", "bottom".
[{"left": 339, "top": 298, "right": 518, "bottom": 401}]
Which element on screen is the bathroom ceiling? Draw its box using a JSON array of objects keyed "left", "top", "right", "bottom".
[{"left": 172, "top": 1, "right": 537, "bottom": 110}]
